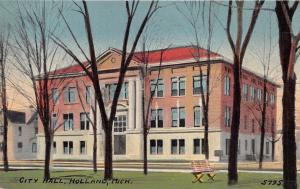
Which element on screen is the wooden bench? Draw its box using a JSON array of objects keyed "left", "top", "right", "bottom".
[{"left": 191, "top": 160, "right": 216, "bottom": 183}]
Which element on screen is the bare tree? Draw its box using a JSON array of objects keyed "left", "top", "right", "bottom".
[
  {"left": 136, "top": 37, "right": 169, "bottom": 174},
  {"left": 52, "top": 0, "right": 159, "bottom": 179},
  {"left": 176, "top": 1, "right": 215, "bottom": 160},
  {"left": 0, "top": 28, "right": 10, "bottom": 172},
  {"left": 225, "top": 0, "right": 264, "bottom": 185},
  {"left": 11, "top": 1, "right": 64, "bottom": 179},
  {"left": 275, "top": 1, "right": 300, "bottom": 189},
  {"left": 76, "top": 81, "right": 98, "bottom": 172},
  {"left": 246, "top": 17, "right": 278, "bottom": 169}
]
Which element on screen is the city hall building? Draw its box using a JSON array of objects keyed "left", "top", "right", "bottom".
[{"left": 36, "top": 46, "right": 278, "bottom": 162}]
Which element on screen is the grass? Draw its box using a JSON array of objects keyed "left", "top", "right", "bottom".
[{"left": 0, "top": 169, "right": 298, "bottom": 189}]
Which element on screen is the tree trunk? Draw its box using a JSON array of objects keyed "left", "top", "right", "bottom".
[
  {"left": 143, "top": 125, "right": 148, "bottom": 175},
  {"left": 104, "top": 126, "right": 113, "bottom": 180},
  {"left": 282, "top": 78, "right": 297, "bottom": 189},
  {"left": 275, "top": 3, "right": 297, "bottom": 188},
  {"left": 204, "top": 113, "right": 209, "bottom": 160},
  {"left": 1, "top": 49, "right": 8, "bottom": 172},
  {"left": 271, "top": 141, "right": 275, "bottom": 162},
  {"left": 44, "top": 132, "right": 51, "bottom": 180},
  {"left": 259, "top": 79, "right": 267, "bottom": 169},
  {"left": 2, "top": 109, "right": 8, "bottom": 172},
  {"left": 258, "top": 124, "right": 265, "bottom": 169},
  {"left": 228, "top": 59, "right": 241, "bottom": 185},
  {"left": 93, "top": 126, "right": 97, "bottom": 172}
]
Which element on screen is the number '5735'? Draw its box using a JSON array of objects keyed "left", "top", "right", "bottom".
[{"left": 261, "top": 180, "right": 283, "bottom": 186}]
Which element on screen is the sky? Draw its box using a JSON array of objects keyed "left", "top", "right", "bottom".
[{"left": 0, "top": 1, "right": 299, "bottom": 117}]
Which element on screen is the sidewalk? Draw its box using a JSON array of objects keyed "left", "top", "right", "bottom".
[{"left": 0, "top": 160, "right": 291, "bottom": 172}]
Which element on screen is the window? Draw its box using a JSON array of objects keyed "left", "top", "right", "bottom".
[
  {"left": 51, "top": 113, "right": 58, "bottom": 129},
  {"left": 0, "top": 126, "right": 3, "bottom": 135},
  {"left": 266, "top": 141, "right": 270, "bottom": 155},
  {"left": 18, "top": 126, "right": 22, "bottom": 136},
  {"left": 17, "top": 142, "right": 23, "bottom": 152},
  {"left": 171, "top": 108, "right": 178, "bottom": 127},
  {"left": 63, "top": 141, "right": 73, "bottom": 155},
  {"left": 106, "top": 83, "right": 128, "bottom": 101},
  {"left": 52, "top": 88, "right": 59, "bottom": 104},
  {"left": 242, "top": 84, "right": 248, "bottom": 99},
  {"left": 114, "top": 135, "right": 126, "bottom": 155},
  {"left": 257, "top": 88, "right": 262, "bottom": 102},
  {"left": 238, "top": 140, "right": 241, "bottom": 154},
  {"left": 64, "top": 87, "right": 76, "bottom": 103},
  {"left": 194, "top": 106, "right": 202, "bottom": 127},
  {"left": 224, "top": 106, "right": 231, "bottom": 127},
  {"left": 34, "top": 126, "right": 38, "bottom": 135},
  {"left": 171, "top": 77, "right": 185, "bottom": 96},
  {"left": 270, "top": 93, "right": 275, "bottom": 105},
  {"left": 151, "top": 109, "right": 163, "bottom": 128},
  {"left": 225, "top": 139, "right": 230, "bottom": 155},
  {"left": 244, "top": 115, "right": 248, "bottom": 129},
  {"left": 80, "top": 141, "right": 86, "bottom": 154},
  {"left": 80, "top": 113, "right": 90, "bottom": 130},
  {"left": 53, "top": 141, "right": 56, "bottom": 154},
  {"left": 113, "top": 115, "right": 127, "bottom": 132},
  {"left": 63, "top": 113, "right": 74, "bottom": 131},
  {"left": 193, "top": 75, "right": 207, "bottom": 95},
  {"left": 250, "top": 86, "right": 255, "bottom": 100},
  {"left": 150, "top": 79, "right": 164, "bottom": 97},
  {"left": 193, "top": 139, "right": 201, "bottom": 154},
  {"left": 224, "top": 75, "right": 230, "bottom": 96},
  {"left": 32, "top": 143, "right": 37, "bottom": 153},
  {"left": 252, "top": 119, "right": 255, "bottom": 133},
  {"left": 179, "top": 77, "right": 185, "bottom": 96},
  {"left": 179, "top": 139, "right": 185, "bottom": 154},
  {"left": 171, "top": 139, "right": 178, "bottom": 154},
  {"left": 251, "top": 139, "right": 255, "bottom": 155},
  {"left": 171, "top": 107, "right": 185, "bottom": 127},
  {"left": 245, "top": 140, "right": 248, "bottom": 152},
  {"left": 86, "top": 86, "right": 91, "bottom": 103},
  {"left": 171, "top": 139, "right": 185, "bottom": 154},
  {"left": 171, "top": 77, "right": 178, "bottom": 96},
  {"left": 0, "top": 142, "right": 2, "bottom": 152},
  {"left": 150, "top": 139, "right": 163, "bottom": 155}
]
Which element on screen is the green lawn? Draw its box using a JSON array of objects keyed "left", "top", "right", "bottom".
[{"left": 0, "top": 169, "right": 297, "bottom": 189}]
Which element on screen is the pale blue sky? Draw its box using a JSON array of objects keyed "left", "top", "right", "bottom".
[{"left": 0, "top": 1, "right": 300, "bottom": 83}]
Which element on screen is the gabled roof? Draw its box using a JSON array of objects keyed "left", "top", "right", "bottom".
[{"left": 48, "top": 46, "right": 221, "bottom": 76}]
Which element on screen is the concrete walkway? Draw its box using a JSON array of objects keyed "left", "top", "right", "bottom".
[{"left": 0, "top": 165, "right": 289, "bottom": 174}]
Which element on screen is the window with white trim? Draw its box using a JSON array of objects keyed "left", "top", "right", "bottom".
[
  {"left": 224, "top": 106, "right": 231, "bottom": 127},
  {"left": 193, "top": 75, "right": 207, "bottom": 95},
  {"left": 86, "top": 86, "right": 91, "bottom": 103},
  {"left": 80, "top": 141, "right": 86, "bottom": 154},
  {"left": 171, "top": 77, "right": 185, "bottom": 96},
  {"left": 64, "top": 87, "right": 76, "bottom": 103},
  {"left": 63, "top": 141, "right": 73, "bottom": 155},
  {"left": 80, "top": 113, "right": 90, "bottom": 130},
  {"left": 150, "top": 139, "right": 163, "bottom": 155},
  {"left": 151, "top": 109, "right": 163, "bottom": 128},
  {"left": 63, "top": 113, "right": 74, "bottom": 131},
  {"left": 250, "top": 86, "right": 255, "bottom": 100},
  {"left": 224, "top": 75, "right": 230, "bottom": 96},
  {"left": 113, "top": 115, "right": 127, "bottom": 132},
  {"left": 171, "top": 107, "right": 185, "bottom": 127},
  {"left": 194, "top": 106, "right": 203, "bottom": 127},
  {"left": 52, "top": 88, "right": 59, "bottom": 104},
  {"left": 242, "top": 84, "right": 248, "bottom": 99},
  {"left": 150, "top": 79, "right": 164, "bottom": 97},
  {"left": 171, "top": 139, "right": 185, "bottom": 154}
]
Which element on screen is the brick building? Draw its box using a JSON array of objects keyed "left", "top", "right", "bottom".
[{"left": 36, "top": 46, "right": 278, "bottom": 162}]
